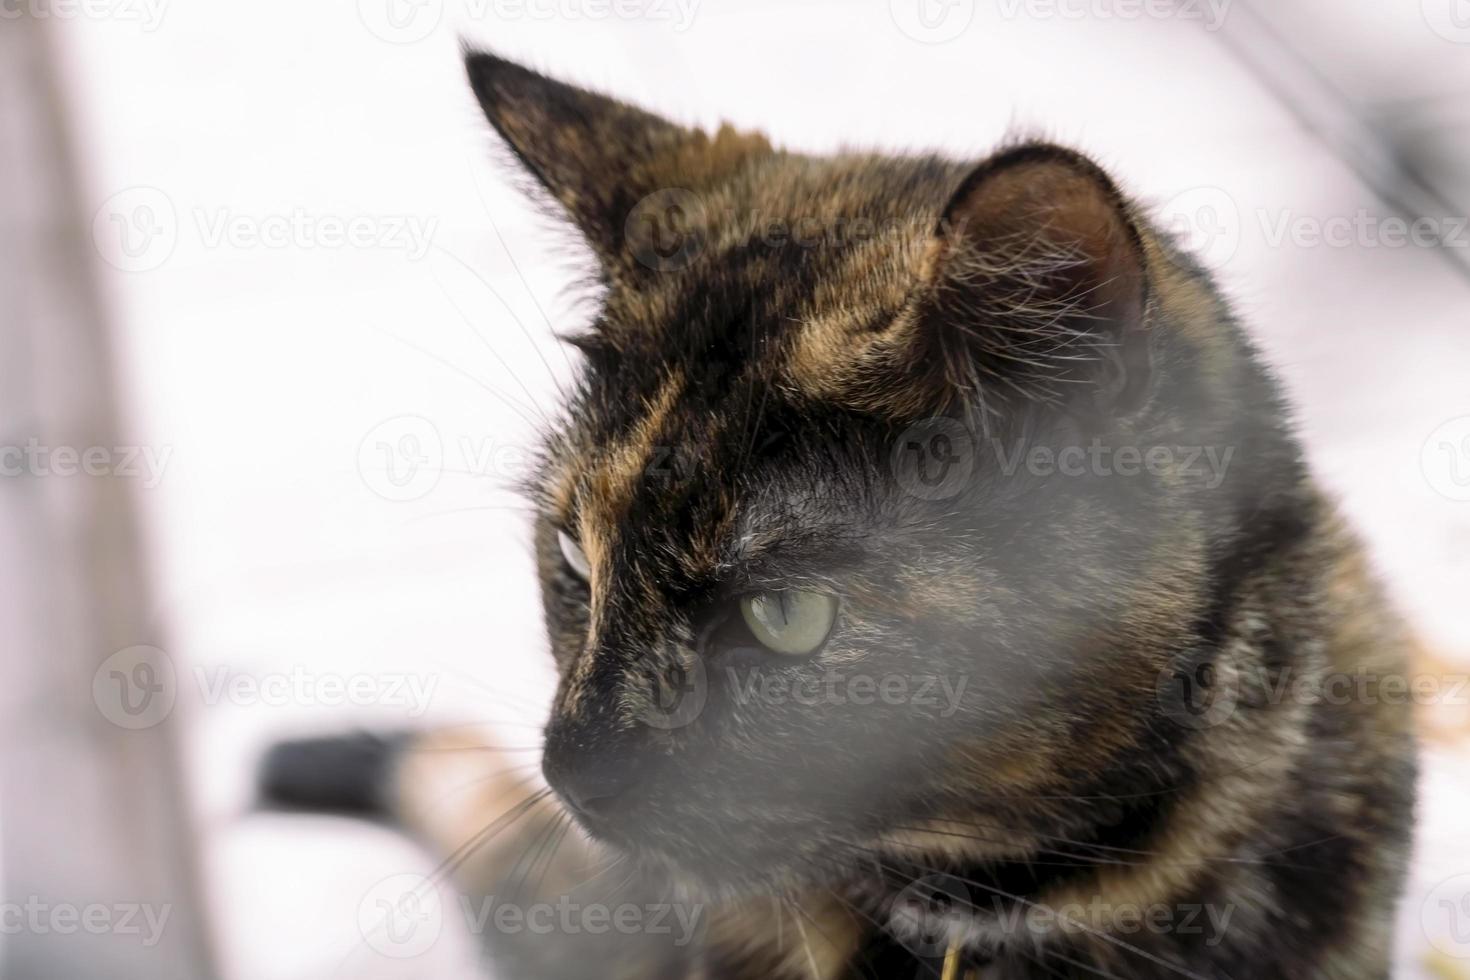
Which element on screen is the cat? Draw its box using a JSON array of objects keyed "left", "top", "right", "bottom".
[{"left": 262, "top": 50, "right": 1417, "bottom": 979}]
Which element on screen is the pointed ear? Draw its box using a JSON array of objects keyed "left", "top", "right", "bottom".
[
  {"left": 907, "top": 143, "right": 1152, "bottom": 416},
  {"left": 465, "top": 52, "right": 770, "bottom": 275}
]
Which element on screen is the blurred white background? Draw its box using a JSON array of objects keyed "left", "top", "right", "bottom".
[{"left": 19, "top": 0, "right": 1470, "bottom": 976}]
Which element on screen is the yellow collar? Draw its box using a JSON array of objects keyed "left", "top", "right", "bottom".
[{"left": 941, "top": 941, "right": 979, "bottom": 980}]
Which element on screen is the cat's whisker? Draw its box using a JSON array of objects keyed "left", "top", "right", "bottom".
[
  {"left": 434, "top": 272, "right": 560, "bottom": 430},
  {"left": 561, "top": 848, "right": 627, "bottom": 897},
  {"left": 415, "top": 765, "right": 541, "bottom": 822},
  {"left": 882, "top": 821, "right": 1335, "bottom": 874},
  {"left": 405, "top": 503, "right": 542, "bottom": 524},
  {"left": 429, "top": 240, "right": 570, "bottom": 399},
  {"left": 502, "top": 809, "right": 567, "bottom": 906},
  {"left": 407, "top": 660, "right": 552, "bottom": 724},
  {"left": 339, "top": 786, "right": 552, "bottom": 975},
  {"left": 374, "top": 325, "right": 546, "bottom": 431},
  {"left": 783, "top": 896, "right": 825, "bottom": 980},
  {"left": 460, "top": 164, "right": 579, "bottom": 389}
]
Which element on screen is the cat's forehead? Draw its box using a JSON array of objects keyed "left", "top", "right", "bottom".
[{"left": 541, "top": 155, "right": 970, "bottom": 571}]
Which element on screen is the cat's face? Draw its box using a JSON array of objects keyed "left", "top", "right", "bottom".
[{"left": 470, "top": 54, "right": 1219, "bottom": 893}]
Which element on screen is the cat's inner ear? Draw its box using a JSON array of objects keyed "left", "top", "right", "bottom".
[
  {"left": 465, "top": 52, "right": 770, "bottom": 274},
  {"left": 913, "top": 143, "right": 1152, "bottom": 416}
]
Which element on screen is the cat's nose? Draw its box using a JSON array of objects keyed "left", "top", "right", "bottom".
[{"left": 541, "top": 725, "right": 643, "bottom": 823}]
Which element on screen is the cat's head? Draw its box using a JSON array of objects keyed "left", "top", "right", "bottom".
[{"left": 468, "top": 53, "right": 1280, "bottom": 894}]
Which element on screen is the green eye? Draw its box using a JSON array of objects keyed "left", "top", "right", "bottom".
[{"left": 739, "top": 590, "right": 838, "bottom": 656}]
